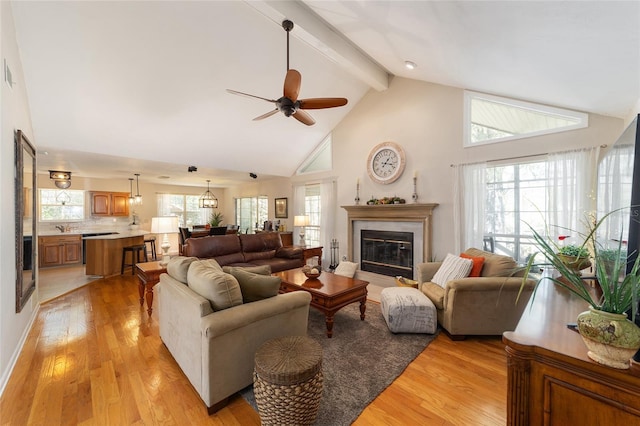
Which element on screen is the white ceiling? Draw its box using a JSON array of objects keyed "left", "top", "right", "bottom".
[{"left": 11, "top": 1, "right": 640, "bottom": 188}]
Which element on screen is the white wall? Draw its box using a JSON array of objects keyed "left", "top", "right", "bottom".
[
  {"left": 1, "top": 1, "right": 39, "bottom": 394},
  {"left": 627, "top": 97, "right": 640, "bottom": 126}
]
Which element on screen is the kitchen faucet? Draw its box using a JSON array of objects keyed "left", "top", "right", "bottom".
[{"left": 55, "top": 225, "right": 68, "bottom": 232}]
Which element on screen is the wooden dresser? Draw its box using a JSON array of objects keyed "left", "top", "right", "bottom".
[{"left": 503, "top": 279, "right": 640, "bottom": 425}]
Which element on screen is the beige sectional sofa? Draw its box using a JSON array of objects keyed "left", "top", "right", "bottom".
[
  {"left": 157, "top": 257, "right": 311, "bottom": 413},
  {"left": 417, "top": 248, "right": 535, "bottom": 339}
]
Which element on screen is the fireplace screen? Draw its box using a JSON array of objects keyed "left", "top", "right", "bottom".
[{"left": 361, "top": 230, "right": 413, "bottom": 279}]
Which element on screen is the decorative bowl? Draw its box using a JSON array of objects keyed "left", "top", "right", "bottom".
[
  {"left": 395, "top": 276, "right": 418, "bottom": 288},
  {"left": 303, "top": 267, "right": 322, "bottom": 279}
]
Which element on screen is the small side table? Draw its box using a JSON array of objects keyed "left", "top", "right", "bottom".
[
  {"left": 135, "top": 261, "right": 167, "bottom": 316},
  {"left": 295, "top": 246, "right": 323, "bottom": 267}
]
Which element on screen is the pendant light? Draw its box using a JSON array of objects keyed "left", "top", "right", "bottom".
[
  {"left": 199, "top": 179, "right": 218, "bottom": 208},
  {"left": 134, "top": 173, "right": 143, "bottom": 205},
  {"left": 128, "top": 178, "right": 135, "bottom": 204},
  {"left": 49, "top": 170, "right": 72, "bottom": 189}
]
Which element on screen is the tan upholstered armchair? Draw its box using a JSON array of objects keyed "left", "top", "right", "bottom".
[{"left": 417, "top": 248, "right": 535, "bottom": 339}]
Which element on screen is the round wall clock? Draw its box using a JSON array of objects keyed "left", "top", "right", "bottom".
[{"left": 366, "top": 141, "right": 406, "bottom": 184}]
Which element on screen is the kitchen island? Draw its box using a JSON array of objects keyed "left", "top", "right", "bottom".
[{"left": 84, "top": 231, "right": 149, "bottom": 277}]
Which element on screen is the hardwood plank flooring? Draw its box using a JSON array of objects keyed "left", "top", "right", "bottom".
[{"left": 1, "top": 274, "right": 506, "bottom": 425}]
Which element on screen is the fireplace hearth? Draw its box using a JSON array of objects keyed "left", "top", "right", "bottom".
[{"left": 361, "top": 230, "right": 413, "bottom": 278}]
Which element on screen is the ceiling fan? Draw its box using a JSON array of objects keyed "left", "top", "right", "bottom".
[{"left": 226, "top": 20, "right": 348, "bottom": 126}]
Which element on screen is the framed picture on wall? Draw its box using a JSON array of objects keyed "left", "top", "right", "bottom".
[{"left": 275, "top": 197, "right": 288, "bottom": 218}]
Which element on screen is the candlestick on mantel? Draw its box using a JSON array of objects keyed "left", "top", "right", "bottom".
[
  {"left": 355, "top": 178, "right": 361, "bottom": 205},
  {"left": 412, "top": 176, "right": 418, "bottom": 203}
]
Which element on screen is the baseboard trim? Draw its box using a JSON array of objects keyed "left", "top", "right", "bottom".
[{"left": 0, "top": 303, "right": 40, "bottom": 397}]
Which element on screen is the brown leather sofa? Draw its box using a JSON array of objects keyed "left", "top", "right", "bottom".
[{"left": 183, "top": 232, "right": 304, "bottom": 272}]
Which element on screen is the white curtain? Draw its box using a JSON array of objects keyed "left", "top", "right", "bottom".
[
  {"left": 546, "top": 147, "right": 600, "bottom": 239},
  {"left": 319, "top": 179, "right": 336, "bottom": 266},
  {"left": 292, "top": 180, "right": 336, "bottom": 265},
  {"left": 453, "top": 162, "right": 487, "bottom": 253},
  {"left": 597, "top": 144, "right": 634, "bottom": 243},
  {"left": 292, "top": 184, "right": 306, "bottom": 217}
]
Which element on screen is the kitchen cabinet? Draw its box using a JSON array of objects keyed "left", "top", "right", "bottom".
[
  {"left": 39, "top": 235, "right": 82, "bottom": 267},
  {"left": 90, "top": 191, "right": 130, "bottom": 217}
]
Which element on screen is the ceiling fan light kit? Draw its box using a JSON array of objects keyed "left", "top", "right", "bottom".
[{"left": 226, "top": 19, "right": 348, "bottom": 126}]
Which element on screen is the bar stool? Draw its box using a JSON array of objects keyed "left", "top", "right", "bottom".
[
  {"left": 121, "top": 244, "right": 148, "bottom": 275},
  {"left": 144, "top": 235, "right": 157, "bottom": 260}
]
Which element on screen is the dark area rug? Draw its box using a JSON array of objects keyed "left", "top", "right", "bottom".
[{"left": 240, "top": 300, "right": 439, "bottom": 425}]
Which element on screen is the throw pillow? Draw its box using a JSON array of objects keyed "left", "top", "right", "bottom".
[
  {"left": 187, "top": 260, "right": 243, "bottom": 311},
  {"left": 226, "top": 268, "right": 281, "bottom": 303},
  {"left": 222, "top": 265, "right": 271, "bottom": 275},
  {"left": 199, "top": 258, "right": 223, "bottom": 272},
  {"left": 334, "top": 261, "right": 358, "bottom": 278},
  {"left": 431, "top": 253, "right": 473, "bottom": 288},
  {"left": 166, "top": 256, "right": 198, "bottom": 283},
  {"left": 460, "top": 253, "right": 485, "bottom": 277}
]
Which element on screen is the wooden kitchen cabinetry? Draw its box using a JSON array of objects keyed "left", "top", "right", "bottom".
[
  {"left": 39, "top": 235, "right": 82, "bottom": 267},
  {"left": 90, "top": 191, "right": 130, "bottom": 217}
]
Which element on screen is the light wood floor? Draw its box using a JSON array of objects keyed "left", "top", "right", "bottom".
[{"left": 1, "top": 274, "right": 507, "bottom": 425}]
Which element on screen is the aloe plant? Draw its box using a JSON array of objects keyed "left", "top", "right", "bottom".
[{"left": 520, "top": 209, "right": 640, "bottom": 318}]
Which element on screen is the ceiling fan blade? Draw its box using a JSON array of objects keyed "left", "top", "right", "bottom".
[
  {"left": 226, "top": 89, "right": 277, "bottom": 104},
  {"left": 283, "top": 69, "right": 302, "bottom": 101},
  {"left": 293, "top": 110, "right": 316, "bottom": 126},
  {"left": 299, "top": 98, "right": 348, "bottom": 109},
  {"left": 253, "top": 109, "right": 279, "bottom": 121}
]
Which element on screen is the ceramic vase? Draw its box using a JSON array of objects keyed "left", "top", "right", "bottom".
[{"left": 576, "top": 307, "right": 640, "bottom": 369}]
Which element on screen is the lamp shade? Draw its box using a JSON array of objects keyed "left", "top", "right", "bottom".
[
  {"left": 151, "top": 216, "right": 178, "bottom": 234},
  {"left": 294, "top": 215, "right": 310, "bottom": 227}
]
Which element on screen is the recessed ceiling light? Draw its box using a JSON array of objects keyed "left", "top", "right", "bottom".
[{"left": 404, "top": 61, "right": 417, "bottom": 70}]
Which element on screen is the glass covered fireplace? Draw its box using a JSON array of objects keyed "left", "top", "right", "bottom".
[{"left": 360, "top": 230, "right": 413, "bottom": 279}]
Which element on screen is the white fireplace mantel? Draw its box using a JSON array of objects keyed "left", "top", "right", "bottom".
[{"left": 341, "top": 203, "right": 439, "bottom": 264}]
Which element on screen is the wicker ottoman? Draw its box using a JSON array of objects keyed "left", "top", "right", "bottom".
[
  {"left": 254, "top": 336, "right": 323, "bottom": 425},
  {"left": 380, "top": 287, "right": 437, "bottom": 334}
]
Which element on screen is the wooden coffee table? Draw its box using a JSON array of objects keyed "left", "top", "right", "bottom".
[{"left": 273, "top": 268, "right": 369, "bottom": 338}]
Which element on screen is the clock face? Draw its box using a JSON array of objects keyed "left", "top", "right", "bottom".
[{"left": 367, "top": 142, "right": 406, "bottom": 184}]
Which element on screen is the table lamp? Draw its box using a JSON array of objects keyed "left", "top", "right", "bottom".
[
  {"left": 294, "top": 215, "right": 310, "bottom": 247},
  {"left": 151, "top": 216, "right": 179, "bottom": 266}
]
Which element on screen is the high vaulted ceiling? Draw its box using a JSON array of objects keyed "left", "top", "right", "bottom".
[{"left": 11, "top": 1, "right": 640, "bottom": 188}]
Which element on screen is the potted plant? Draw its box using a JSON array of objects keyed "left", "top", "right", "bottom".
[
  {"left": 599, "top": 247, "right": 627, "bottom": 276},
  {"left": 521, "top": 211, "right": 640, "bottom": 369},
  {"left": 557, "top": 244, "right": 591, "bottom": 273},
  {"left": 367, "top": 197, "right": 377, "bottom": 205},
  {"left": 209, "top": 211, "right": 224, "bottom": 227}
]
